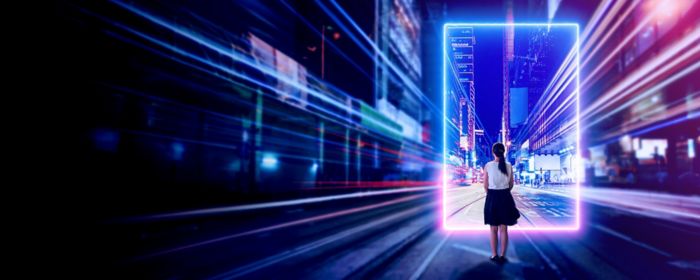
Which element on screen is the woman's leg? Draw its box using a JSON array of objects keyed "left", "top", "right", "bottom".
[
  {"left": 499, "top": 225, "right": 508, "bottom": 257},
  {"left": 489, "top": 226, "right": 499, "bottom": 257}
]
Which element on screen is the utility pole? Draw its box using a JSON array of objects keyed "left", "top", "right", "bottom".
[{"left": 321, "top": 25, "right": 325, "bottom": 79}]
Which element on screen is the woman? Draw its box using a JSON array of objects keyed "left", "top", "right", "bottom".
[{"left": 483, "top": 142, "right": 520, "bottom": 263}]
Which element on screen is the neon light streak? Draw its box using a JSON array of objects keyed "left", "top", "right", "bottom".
[
  {"left": 133, "top": 193, "right": 431, "bottom": 261},
  {"left": 581, "top": 6, "right": 663, "bottom": 88},
  {"left": 323, "top": 0, "right": 441, "bottom": 114},
  {"left": 121, "top": 186, "right": 437, "bottom": 222},
  {"left": 110, "top": 0, "right": 422, "bottom": 147},
  {"left": 583, "top": 34, "right": 700, "bottom": 124}
]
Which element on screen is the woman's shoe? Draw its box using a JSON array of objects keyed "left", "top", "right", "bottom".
[
  {"left": 489, "top": 255, "right": 499, "bottom": 262},
  {"left": 498, "top": 255, "right": 508, "bottom": 263}
]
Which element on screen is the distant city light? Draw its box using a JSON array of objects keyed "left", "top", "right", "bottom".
[
  {"left": 92, "top": 128, "right": 120, "bottom": 152},
  {"left": 172, "top": 142, "right": 185, "bottom": 160},
  {"left": 262, "top": 153, "right": 279, "bottom": 170},
  {"left": 689, "top": 139, "right": 695, "bottom": 159}
]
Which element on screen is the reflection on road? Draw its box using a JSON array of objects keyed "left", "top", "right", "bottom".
[{"left": 446, "top": 184, "right": 576, "bottom": 228}]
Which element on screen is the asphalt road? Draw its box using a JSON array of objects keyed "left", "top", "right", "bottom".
[
  {"left": 446, "top": 183, "right": 577, "bottom": 229},
  {"left": 92, "top": 184, "right": 700, "bottom": 279}
]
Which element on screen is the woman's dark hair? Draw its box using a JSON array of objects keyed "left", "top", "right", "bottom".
[{"left": 492, "top": 143, "right": 508, "bottom": 175}]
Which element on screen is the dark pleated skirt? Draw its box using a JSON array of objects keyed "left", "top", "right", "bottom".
[{"left": 484, "top": 189, "right": 520, "bottom": 226}]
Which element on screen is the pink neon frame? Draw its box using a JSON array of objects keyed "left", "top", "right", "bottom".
[{"left": 442, "top": 23, "right": 581, "bottom": 232}]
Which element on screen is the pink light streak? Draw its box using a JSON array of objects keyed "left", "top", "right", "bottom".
[{"left": 133, "top": 193, "right": 431, "bottom": 260}]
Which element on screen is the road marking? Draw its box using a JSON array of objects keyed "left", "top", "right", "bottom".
[
  {"left": 592, "top": 224, "right": 672, "bottom": 257},
  {"left": 668, "top": 260, "right": 700, "bottom": 276},
  {"left": 409, "top": 232, "right": 451, "bottom": 280},
  {"left": 451, "top": 244, "right": 525, "bottom": 264},
  {"left": 522, "top": 232, "right": 565, "bottom": 278},
  {"left": 448, "top": 195, "right": 486, "bottom": 218},
  {"left": 209, "top": 204, "right": 432, "bottom": 279}
]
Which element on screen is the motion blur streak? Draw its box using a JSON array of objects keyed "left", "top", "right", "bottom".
[
  {"left": 530, "top": 187, "right": 700, "bottom": 221},
  {"left": 99, "top": 2, "right": 436, "bottom": 172},
  {"left": 109, "top": 0, "right": 411, "bottom": 143},
  {"left": 578, "top": 0, "right": 624, "bottom": 57},
  {"left": 127, "top": 185, "right": 437, "bottom": 222},
  {"left": 580, "top": 0, "right": 639, "bottom": 67},
  {"left": 581, "top": 2, "right": 660, "bottom": 86},
  {"left": 54, "top": 0, "right": 700, "bottom": 278},
  {"left": 583, "top": 28, "right": 700, "bottom": 122},
  {"left": 321, "top": 0, "right": 438, "bottom": 113},
  {"left": 209, "top": 202, "right": 435, "bottom": 279},
  {"left": 136, "top": 193, "right": 430, "bottom": 261}
]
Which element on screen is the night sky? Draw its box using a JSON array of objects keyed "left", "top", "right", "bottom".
[{"left": 473, "top": 26, "right": 504, "bottom": 142}]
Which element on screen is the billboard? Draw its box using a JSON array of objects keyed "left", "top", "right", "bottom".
[
  {"left": 249, "top": 33, "right": 308, "bottom": 108},
  {"left": 510, "top": 87, "right": 528, "bottom": 127}
]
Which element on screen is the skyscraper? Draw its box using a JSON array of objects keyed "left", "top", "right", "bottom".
[{"left": 448, "top": 26, "right": 476, "bottom": 166}]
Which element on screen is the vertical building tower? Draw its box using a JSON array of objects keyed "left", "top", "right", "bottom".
[
  {"left": 375, "top": 0, "right": 423, "bottom": 143},
  {"left": 448, "top": 27, "right": 476, "bottom": 166},
  {"left": 502, "top": 0, "right": 515, "bottom": 151}
]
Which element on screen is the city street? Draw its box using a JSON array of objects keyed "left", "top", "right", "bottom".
[
  {"left": 94, "top": 186, "right": 700, "bottom": 279},
  {"left": 54, "top": 0, "right": 700, "bottom": 278},
  {"left": 446, "top": 184, "right": 577, "bottom": 228}
]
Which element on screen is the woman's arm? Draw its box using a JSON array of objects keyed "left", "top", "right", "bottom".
[
  {"left": 483, "top": 166, "right": 489, "bottom": 193},
  {"left": 508, "top": 165, "right": 514, "bottom": 190}
]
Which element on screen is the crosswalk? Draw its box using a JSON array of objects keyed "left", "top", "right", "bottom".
[{"left": 445, "top": 184, "right": 576, "bottom": 228}]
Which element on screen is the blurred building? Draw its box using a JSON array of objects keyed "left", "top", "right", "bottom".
[
  {"left": 375, "top": 0, "right": 431, "bottom": 174},
  {"left": 474, "top": 129, "right": 489, "bottom": 167},
  {"left": 581, "top": 1, "right": 700, "bottom": 188},
  {"left": 58, "top": 0, "right": 434, "bottom": 217}
]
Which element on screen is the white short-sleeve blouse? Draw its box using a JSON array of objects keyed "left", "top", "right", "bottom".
[{"left": 485, "top": 161, "right": 512, "bottom": 190}]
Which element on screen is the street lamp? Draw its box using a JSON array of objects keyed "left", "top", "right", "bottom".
[{"left": 320, "top": 25, "right": 340, "bottom": 80}]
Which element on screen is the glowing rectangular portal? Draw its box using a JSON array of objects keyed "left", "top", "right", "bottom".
[{"left": 442, "top": 23, "right": 580, "bottom": 231}]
